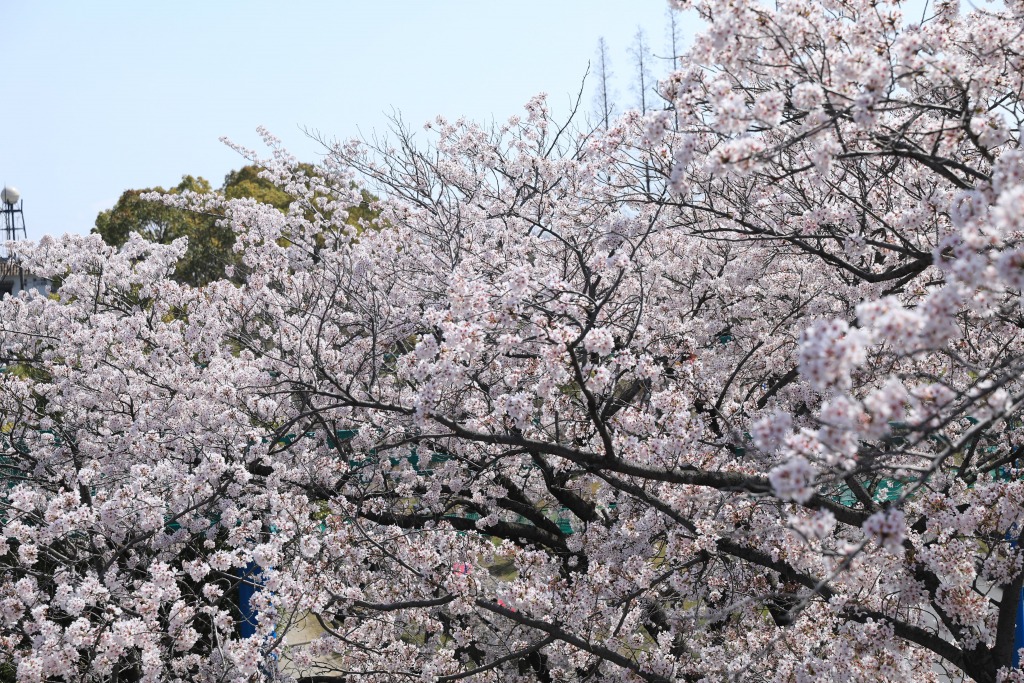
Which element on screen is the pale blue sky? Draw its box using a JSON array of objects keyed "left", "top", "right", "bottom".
[{"left": 3, "top": 1, "right": 687, "bottom": 238}]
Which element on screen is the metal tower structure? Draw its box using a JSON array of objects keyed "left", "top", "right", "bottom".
[
  {"left": 1, "top": 186, "right": 26, "bottom": 244},
  {"left": 1, "top": 186, "right": 27, "bottom": 294}
]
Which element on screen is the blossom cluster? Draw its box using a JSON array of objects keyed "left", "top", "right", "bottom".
[{"left": 3, "top": 0, "right": 1024, "bottom": 680}]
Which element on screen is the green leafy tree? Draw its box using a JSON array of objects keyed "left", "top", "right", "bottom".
[
  {"left": 223, "top": 163, "right": 381, "bottom": 232},
  {"left": 222, "top": 164, "right": 296, "bottom": 209},
  {"left": 94, "top": 165, "right": 380, "bottom": 286},
  {"left": 94, "top": 175, "right": 230, "bottom": 287}
]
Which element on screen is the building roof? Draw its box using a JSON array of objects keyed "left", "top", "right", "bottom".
[
  {"left": 0, "top": 257, "right": 47, "bottom": 282},
  {"left": 0, "top": 258, "right": 21, "bottom": 279}
]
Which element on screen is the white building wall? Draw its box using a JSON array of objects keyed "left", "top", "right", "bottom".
[{"left": 0, "top": 269, "right": 50, "bottom": 298}]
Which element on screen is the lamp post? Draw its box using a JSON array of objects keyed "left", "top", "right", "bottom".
[
  {"left": 1, "top": 185, "right": 20, "bottom": 205},
  {"left": 1, "top": 186, "right": 28, "bottom": 294},
  {"left": 1, "top": 186, "right": 26, "bottom": 243}
]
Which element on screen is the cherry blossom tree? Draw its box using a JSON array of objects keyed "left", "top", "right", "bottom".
[{"left": 4, "top": 0, "right": 1024, "bottom": 681}]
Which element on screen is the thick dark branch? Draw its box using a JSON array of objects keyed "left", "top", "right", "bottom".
[
  {"left": 352, "top": 594, "right": 458, "bottom": 612},
  {"left": 435, "top": 634, "right": 557, "bottom": 682},
  {"left": 842, "top": 609, "right": 968, "bottom": 676},
  {"left": 360, "top": 509, "right": 567, "bottom": 550},
  {"left": 715, "top": 538, "right": 835, "bottom": 601},
  {"left": 474, "top": 599, "right": 671, "bottom": 683}
]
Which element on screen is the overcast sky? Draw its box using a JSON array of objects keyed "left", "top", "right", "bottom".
[{"left": 3, "top": 1, "right": 689, "bottom": 238}]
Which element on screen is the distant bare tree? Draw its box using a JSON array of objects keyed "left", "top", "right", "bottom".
[
  {"left": 666, "top": 7, "right": 681, "bottom": 64},
  {"left": 593, "top": 37, "right": 615, "bottom": 127},
  {"left": 628, "top": 27, "right": 654, "bottom": 113}
]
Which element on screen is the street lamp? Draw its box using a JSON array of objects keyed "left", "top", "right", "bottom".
[
  {"left": 1, "top": 186, "right": 26, "bottom": 244},
  {"left": 1, "top": 187, "right": 28, "bottom": 295},
  {"left": 1, "top": 186, "right": 20, "bottom": 206}
]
